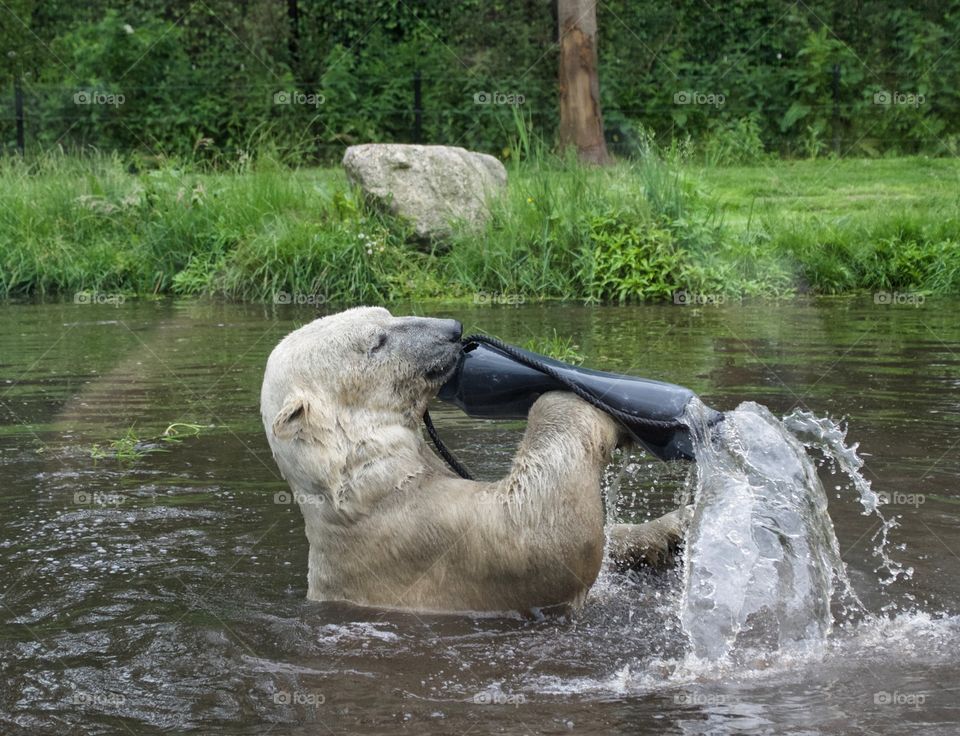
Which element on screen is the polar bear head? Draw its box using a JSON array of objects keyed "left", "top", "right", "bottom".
[{"left": 260, "top": 307, "right": 462, "bottom": 512}]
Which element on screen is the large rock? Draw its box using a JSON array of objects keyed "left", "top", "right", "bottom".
[{"left": 342, "top": 144, "right": 507, "bottom": 242}]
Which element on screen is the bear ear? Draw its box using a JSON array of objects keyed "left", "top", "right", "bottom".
[{"left": 271, "top": 392, "right": 334, "bottom": 442}]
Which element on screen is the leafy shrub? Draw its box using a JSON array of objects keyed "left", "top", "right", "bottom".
[
  {"left": 588, "top": 214, "right": 683, "bottom": 302},
  {"left": 703, "top": 116, "right": 768, "bottom": 165}
]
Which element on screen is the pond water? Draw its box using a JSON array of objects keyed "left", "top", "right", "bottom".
[{"left": 1, "top": 299, "right": 959, "bottom": 735}]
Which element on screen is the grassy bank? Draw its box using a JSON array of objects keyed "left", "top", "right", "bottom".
[
  {"left": 1, "top": 152, "right": 958, "bottom": 303},
  {"left": 695, "top": 158, "right": 960, "bottom": 294}
]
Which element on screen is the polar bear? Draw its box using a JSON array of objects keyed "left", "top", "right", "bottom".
[{"left": 261, "top": 307, "right": 685, "bottom": 614}]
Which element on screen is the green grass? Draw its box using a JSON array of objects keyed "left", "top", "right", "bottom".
[
  {"left": 695, "top": 157, "right": 960, "bottom": 222},
  {"left": 691, "top": 157, "right": 960, "bottom": 294},
  {"left": 1, "top": 151, "right": 959, "bottom": 303},
  {"left": 522, "top": 329, "right": 586, "bottom": 365}
]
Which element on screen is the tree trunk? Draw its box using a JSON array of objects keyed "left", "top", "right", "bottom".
[{"left": 557, "top": 0, "right": 610, "bottom": 165}]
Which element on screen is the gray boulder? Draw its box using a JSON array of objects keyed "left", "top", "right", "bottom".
[{"left": 342, "top": 144, "right": 507, "bottom": 242}]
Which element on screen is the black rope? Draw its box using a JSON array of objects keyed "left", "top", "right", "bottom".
[
  {"left": 423, "top": 334, "right": 716, "bottom": 480},
  {"left": 423, "top": 408, "right": 474, "bottom": 480}
]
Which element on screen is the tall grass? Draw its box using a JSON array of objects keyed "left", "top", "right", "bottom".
[
  {"left": 1, "top": 148, "right": 959, "bottom": 303},
  {"left": 0, "top": 151, "right": 421, "bottom": 302},
  {"left": 443, "top": 145, "right": 796, "bottom": 301}
]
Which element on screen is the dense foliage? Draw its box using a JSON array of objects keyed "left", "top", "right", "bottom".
[{"left": 2, "top": 1, "right": 959, "bottom": 160}]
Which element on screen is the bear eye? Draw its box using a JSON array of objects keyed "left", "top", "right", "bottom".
[{"left": 370, "top": 333, "right": 388, "bottom": 353}]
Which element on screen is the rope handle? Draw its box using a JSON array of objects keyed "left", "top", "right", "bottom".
[{"left": 423, "top": 408, "right": 474, "bottom": 480}]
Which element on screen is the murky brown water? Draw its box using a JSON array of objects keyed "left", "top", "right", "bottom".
[{"left": 1, "top": 299, "right": 959, "bottom": 735}]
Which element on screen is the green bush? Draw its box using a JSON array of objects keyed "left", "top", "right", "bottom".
[
  {"left": 703, "top": 116, "right": 768, "bottom": 166},
  {"left": 588, "top": 215, "right": 681, "bottom": 302},
  {"left": 7, "top": 1, "right": 960, "bottom": 159}
]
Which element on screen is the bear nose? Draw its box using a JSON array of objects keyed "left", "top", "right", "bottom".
[{"left": 446, "top": 319, "right": 463, "bottom": 342}]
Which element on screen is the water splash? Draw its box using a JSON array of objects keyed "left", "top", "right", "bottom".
[
  {"left": 678, "top": 400, "right": 866, "bottom": 663},
  {"left": 782, "top": 408, "right": 912, "bottom": 587}
]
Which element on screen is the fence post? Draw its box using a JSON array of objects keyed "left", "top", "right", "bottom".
[
  {"left": 413, "top": 69, "right": 422, "bottom": 144},
  {"left": 14, "top": 74, "right": 25, "bottom": 156}
]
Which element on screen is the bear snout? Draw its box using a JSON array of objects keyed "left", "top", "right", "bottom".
[
  {"left": 443, "top": 319, "right": 463, "bottom": 342},
  {"left": 396, "top": 316, "right": 461, "bottom": 344}
]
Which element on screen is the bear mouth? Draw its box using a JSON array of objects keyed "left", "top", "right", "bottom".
[{"left": 425, "top": 350, "right": 461, "bottom": 383}]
